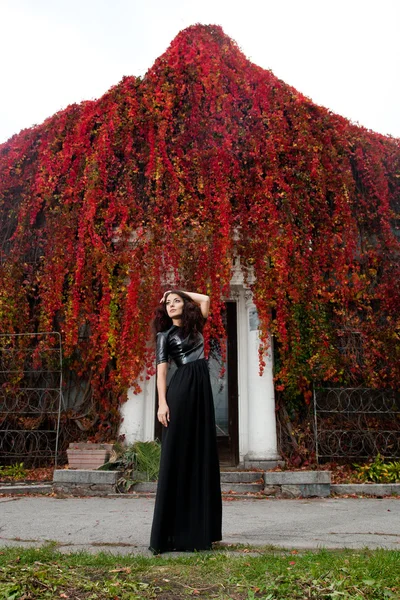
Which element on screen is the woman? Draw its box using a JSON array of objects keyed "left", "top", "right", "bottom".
[{"left": 149, "top": 289, "right": 222, "bottom": 554}]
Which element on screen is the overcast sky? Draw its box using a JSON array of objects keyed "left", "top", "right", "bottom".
[{"left": 0, "top": 0, "right": 399, "bottom": 144}]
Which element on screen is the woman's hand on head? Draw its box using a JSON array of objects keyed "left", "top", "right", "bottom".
[
  {"left": 157, "top": 403, "right": 170, "bottom": 427},
  {"left": 160, "top": 290, "right": 172, "bottom": 304}
]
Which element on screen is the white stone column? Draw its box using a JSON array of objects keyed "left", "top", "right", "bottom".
[
  {"left": 245, "top": 291, "right": 279, "bottom": 466},
  {"left": 235, "top": 287, "right": 249, "bottom": 463}
]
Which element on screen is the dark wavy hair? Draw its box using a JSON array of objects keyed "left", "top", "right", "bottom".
[{"left": 153, "top": 290, "right": 206, "bottom": 339}]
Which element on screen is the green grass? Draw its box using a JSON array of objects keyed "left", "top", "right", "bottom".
[{"left": 0, "top": 544, "right": 398, "bottom": 599}]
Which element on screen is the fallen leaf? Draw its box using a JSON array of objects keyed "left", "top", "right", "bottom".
[{"left": 109, "top": 567, "right": 131, "bottom": 574}]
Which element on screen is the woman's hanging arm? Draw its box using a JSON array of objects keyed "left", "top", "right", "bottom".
[{"left": 157, "top": 362, "right": 169, "bottom": 427}]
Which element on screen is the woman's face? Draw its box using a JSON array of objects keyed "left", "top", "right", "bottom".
[{"left": 165, "top": 293, "right": 184, "bottom": 320}]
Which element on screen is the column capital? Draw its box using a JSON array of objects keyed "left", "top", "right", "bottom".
[{"left": 228, "top": 286, "right": 241, "bottom": 300}]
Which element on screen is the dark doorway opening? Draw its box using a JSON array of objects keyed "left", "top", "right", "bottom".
[{"left": 209, "top": 302, "right": 239, "bottom": 466}]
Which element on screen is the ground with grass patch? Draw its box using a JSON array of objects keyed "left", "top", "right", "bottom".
[{"left": 0, "top": 545, "right": 398, "bottom": 599}]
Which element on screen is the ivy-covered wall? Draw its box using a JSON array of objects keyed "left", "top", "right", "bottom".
[{"left": 0, "top": 25, "right": 398, "bottom": 439}]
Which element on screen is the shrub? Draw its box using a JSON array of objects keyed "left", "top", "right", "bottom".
[
  {"left": 0, "top": 463, "right": 27, "bottom": 480},
  {"left": 99, "top": 440, "right": 161, "bottom": 492},
  {"left": 354, "top": 454, "right": 400, "bottom": 483}
]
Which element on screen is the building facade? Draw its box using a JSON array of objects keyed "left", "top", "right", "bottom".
[{"left": 120, "top": 262, "right": 280, "bottom": 467}]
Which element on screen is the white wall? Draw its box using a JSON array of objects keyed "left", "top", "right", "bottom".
[{"left": 119, "top": 374, "right": 156, "bottom": 444}]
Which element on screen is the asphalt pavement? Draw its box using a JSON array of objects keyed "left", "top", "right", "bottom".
[{"left": 0, "top": 495, "right": 399, "bottom": 555}]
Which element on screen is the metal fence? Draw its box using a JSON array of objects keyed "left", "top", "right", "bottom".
[
  {"left": 0, "top": 332, "right": 63, "bottom": 467},
  {"left": 313, "top": 387, "right": 400, "bottom": 462}
]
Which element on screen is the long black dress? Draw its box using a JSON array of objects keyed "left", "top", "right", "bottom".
[{"left": 149, "top": 325, "right": 222, "bottom": 554}]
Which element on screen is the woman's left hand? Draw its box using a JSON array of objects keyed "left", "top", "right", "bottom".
[
  {"left": 157, "top": 402, "right": 170, "bottom": 427},
  {"left": 160, "top": 290, "right": 171, "bottom": 303}
]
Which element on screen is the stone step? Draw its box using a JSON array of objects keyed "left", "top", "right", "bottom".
[
  {"left": 0, "top": 483, "right": 52, "bottom": 495},
  {"left": 132, "top": 482, "right": 157, "bottom": 493},
  {"left": 51, "top": 469, "right": 330, "bottom": 498},
  {"left": 125, "top": 481, "right": 264, "bottom": 494},
  {"left": 243, "top": 460, "right": 285, "bottom": 470},
  {"left": 263, "top": 470, "right": 331, "bottom": 498},
  {"left": 4, "top": 473, "right": 399, "bottom": 498},
  {"left": 332, "top": 483, "right": 400, "bottom": 496},
  {"left": 221, "top": 482, "right": 263, "bottom": 493},
  {"left": 264, "top": 471, "right": 331, "bottom": 485},
  {"left": 220, "top": 471, "right": 263, "bottom": 483},
  {"left": 53, "top": 469, "right": 121, "bottom": 496}
]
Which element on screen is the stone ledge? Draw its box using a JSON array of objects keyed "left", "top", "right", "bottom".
[
  {"left": 332, "top": 483, "right": 400, "bottom": 496},
  {"left": 243, "top": 460, "right": 285, "bottom": 470},
  {"left": 220, "top": 471, "right": 263, "bottom": 483},
  {"left": 221, "top": 482, "right": 263, "bottom": 493},
  {"left": 263, "top": 485, "right": 280, "bottom": 496},
  {"left": 281, "top": 483, "right": 330, "bottom": 498},
  {"left": 53, "top": 483, "right": 116, "bottom": 497},
  {"left": 53, "top": 469, "right": 121, "bottom": 485},
  {"left": 0, "top": 484, "right": 52, "bottom": 495},
  {"left": 3, "top": 477, "right": 400, "bottom": 498},
  {"left": 133, "top": 482, "right": 157, "bottom": 493},
  {"left": 128, "top": 482, "right": 266, "bottom": 494},
  {"left": 53, "top": 470, "right": 122, "bottom": 497},
  {"left": 263, "top": 471, "right": 331, "bottom": 498},
  {"left": 264, "top": 471, "right": 331, "bottom": 485},
  {"left": 45, "top": 469, "right": 400, "bottom": 498}
]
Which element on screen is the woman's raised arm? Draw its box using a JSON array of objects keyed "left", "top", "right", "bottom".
[
  {"left": 161, "top": 290, "right": 210, "bottom": 319},
  {"left": 183, "top": 291, "right": 210, "bottom": 318}
]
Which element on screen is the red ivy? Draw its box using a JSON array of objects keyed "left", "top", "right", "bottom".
[{"left": 0, "top": 25, "right": 398, "bottom": 437}]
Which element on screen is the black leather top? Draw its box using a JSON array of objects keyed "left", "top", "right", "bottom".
[{"left": 156, "top": 325, "right": 204, "bottom": 367}]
